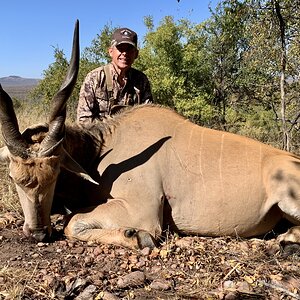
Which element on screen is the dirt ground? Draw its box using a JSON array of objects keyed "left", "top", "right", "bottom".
[{"left": 0, "top": 212, "right": 300, "bottom": 300}]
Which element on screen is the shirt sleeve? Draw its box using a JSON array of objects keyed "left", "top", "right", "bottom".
[{"left": 76, "top": 68, "right": 104, "bottom": 124}]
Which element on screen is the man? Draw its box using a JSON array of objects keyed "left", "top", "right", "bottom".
[{"left": 77, "top": 27, "right": 153, "bottom": 124}]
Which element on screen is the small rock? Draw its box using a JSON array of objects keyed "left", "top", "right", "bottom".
[
  {"left": 68, "top": 241, "right": 76, "bottom": 247},
  {"left": 57, "top": 240, "right": 68, "bottom": 247},
  {"left": 223, "top": 280, "right": 235, "bottom": 289},
  {"left": 128, "top": 254, "right": 138, "bottom": 264},
  {"left": 91, "top": 271, "right": 105, "bottom": 282},
  {"left": 96, "top": 291, "right": 119, "bottom": 300},
  {"left": 140, "top": 247, "right": 151, "bottom": 256},
  {"left": 31, "top": 253, "right": 39, "bottom": 259},
  {"left": 71, "top": 247, "right": 85, "bottom": 254},
  {"left": 150, "top": 278, "right": 172, "bottom": 290},
  {"left": 75, "top": 284, "right": 97, "bottom": 300},
  {"left": 116, "top": 271, "right": 145, "bottom": 288},
  {"left": 66, "top": 278, "right": 87, "bottom": 294},
  {"left": 78, "top": 269, "right": 89, "bottom": 276},
  {"left": 16, "top": 219, "right": 23, "bottom": 226},
  {"left": 225, "top": 291, "right": 239, "bottom": 300},
  {"left": 42, "top": 275, "right": 56, "bottom": 288},
  {"left": 84, "top": 256, "right": 94, "bottom": 266},
  {"left": 236, "top": 281, "right": 251, "bottom": 292},
  {"left": 189, "top": 256, "right": 196, "bottom": 262},
  {"left": 175, "top": 238, "right": 193, "bottom": 248},
  {"left": 87, "top": 240, "right": 96, "bottom": 246},
  {"left": 93, "top": 246, "right": 103, "bottom": 256},
  {"left": 115, "top": 248, "right": 127, "bottom": 256},
  {"left": 120, "top": 263, "right": 128, "bottom": 269},
  {"left": 136, "top": 258, "right": 146, "bottom": 268}
]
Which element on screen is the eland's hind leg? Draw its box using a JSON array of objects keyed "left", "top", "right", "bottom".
[{"left": 271, "top": 161, "right": 300, "bottom": 246}]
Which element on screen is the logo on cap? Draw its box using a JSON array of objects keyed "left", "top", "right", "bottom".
[{"left": 121, "top": 29, "right": 132, "bottom": 38}]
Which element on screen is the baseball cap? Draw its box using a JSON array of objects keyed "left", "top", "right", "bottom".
[{"left": 111, "top": 28, "right": 138, "bottom": 49}]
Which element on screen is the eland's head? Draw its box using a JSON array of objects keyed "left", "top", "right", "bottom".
[{"left": 0, "top": 20, "right": 96, "bottom": 241}]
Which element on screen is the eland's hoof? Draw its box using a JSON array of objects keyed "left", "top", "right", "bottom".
[{"left": 136, "top": 231, "right": 157, "bottom": 249}]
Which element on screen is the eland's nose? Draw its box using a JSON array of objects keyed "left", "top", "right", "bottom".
[
  {"left": 29, "top": 226, "right": 51, "bottom": 242},
  {"left": 32, "top": 230, "right": 48, "bottom": 242},
  {"left": 23, "top": 224, "right": 52, "bottom": 242}
]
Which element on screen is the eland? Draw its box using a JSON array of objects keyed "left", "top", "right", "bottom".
[{"left": 1, "top": 21, "right": 300, "bottom": 249}]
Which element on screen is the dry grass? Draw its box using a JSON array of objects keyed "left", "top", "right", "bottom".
[
  {"left": 0, "top": 266, "right": 38, "bottom": 300},
  {"left": 0, "top": 165, "right": 21, "bottom": 216}
]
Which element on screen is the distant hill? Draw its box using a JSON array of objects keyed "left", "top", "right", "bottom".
[
  {"left": 0, "top": 76, "right": 40, "bottom": 87},
  {"left": 0, "top": 76, "right": 40, "bottom": 100}
]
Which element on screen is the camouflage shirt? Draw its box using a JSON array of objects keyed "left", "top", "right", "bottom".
[{"left": 77, "top": 63, "right": 153, "bottom": 124}]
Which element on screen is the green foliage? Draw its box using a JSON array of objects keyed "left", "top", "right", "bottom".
[
  {"left": 226, "top": 105, "right": 281, "bottom": 146},
  {"left": 31, "top": 42, "right": 103, "bottom": 121},
  {"left": 203, "top": 0, "right": 251, "bottom": 126},
  {"left": 135, "top": 16, "right": 217, "bottom": 126},
  {"left": 30, "top": 23, "right": 116, "bottom": 120},
  {"left": 240, "top": 0, "right": 300, "bottom": 152},
  {"left": 30, "top": 0, "right": 300, "bottom": 153},
  {"left": 83, "top": 23, "right": 116, "bottom": 64},
  {"left": 31, "top": 47, "right": 68, "bottom": 106},
  {"left": 135, "top": 16, "right": 184, "bottom": 106},
  {"left": 175, "top": 94, "right": 218, "bottom": 126}
]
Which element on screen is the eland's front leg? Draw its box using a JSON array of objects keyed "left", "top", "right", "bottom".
[{"left": 64, "top": 199, "right": 157, "bottom": 249}]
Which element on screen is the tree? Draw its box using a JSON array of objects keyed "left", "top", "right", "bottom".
[
  {"left": 135, "top": 16, "right": 217, "bottom": 125},
  {"left": 243, "top": 0, "right": 300, "bottom": 151},
  {"left": 31, "top": 47, "right": 69, "bottom": 106},
  {"left": 203, "top": 0, "right": 250, "bottom": 129},
  {"left": 83, "top": 23, "right": 116, "bottom": 64},
  {"left": 31, "top": 25, "right": 115, "bottom": 120},
  {"left": 135, "top": 16, "right": 184, "bottom": 107}
]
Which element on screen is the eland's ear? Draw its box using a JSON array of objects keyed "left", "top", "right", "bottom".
[
  {"left": 60, "top": 147, "right": 99, "bottom": 185},
  {"left": 0, "top": 146, "right": 10, "bottom": 164}
]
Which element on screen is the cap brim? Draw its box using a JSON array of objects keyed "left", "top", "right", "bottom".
[{"left": 115, "top": 41, "right": 137, "bottom": 48}]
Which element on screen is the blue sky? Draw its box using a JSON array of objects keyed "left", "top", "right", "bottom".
[{"left": 0, "top": 0, "right": 218, "bottom": 79}]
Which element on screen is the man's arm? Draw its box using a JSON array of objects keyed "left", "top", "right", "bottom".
[{"left": 76, "top": 68, "right": 103, "bottom": 124}]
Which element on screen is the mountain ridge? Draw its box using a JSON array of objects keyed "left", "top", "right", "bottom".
[{"left": 0, "top": 76, "right": 40, "bottom": 87}]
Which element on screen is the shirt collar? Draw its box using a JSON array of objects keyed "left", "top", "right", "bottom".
[{"left": 110, "top": 63, "right": 132, "bottom": 81}]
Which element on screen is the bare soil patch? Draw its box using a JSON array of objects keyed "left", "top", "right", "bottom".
[{"left": 0, "top": 212, "right": 300, "bottom": 300}]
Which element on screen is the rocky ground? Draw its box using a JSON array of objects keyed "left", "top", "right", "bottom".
[{"left": 0, "top": 213, "right": 300, "bottom": 300}]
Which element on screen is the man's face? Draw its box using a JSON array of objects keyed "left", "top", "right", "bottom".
[{"left": 109, "top": 43, "right": 138, "bottom": 72}]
